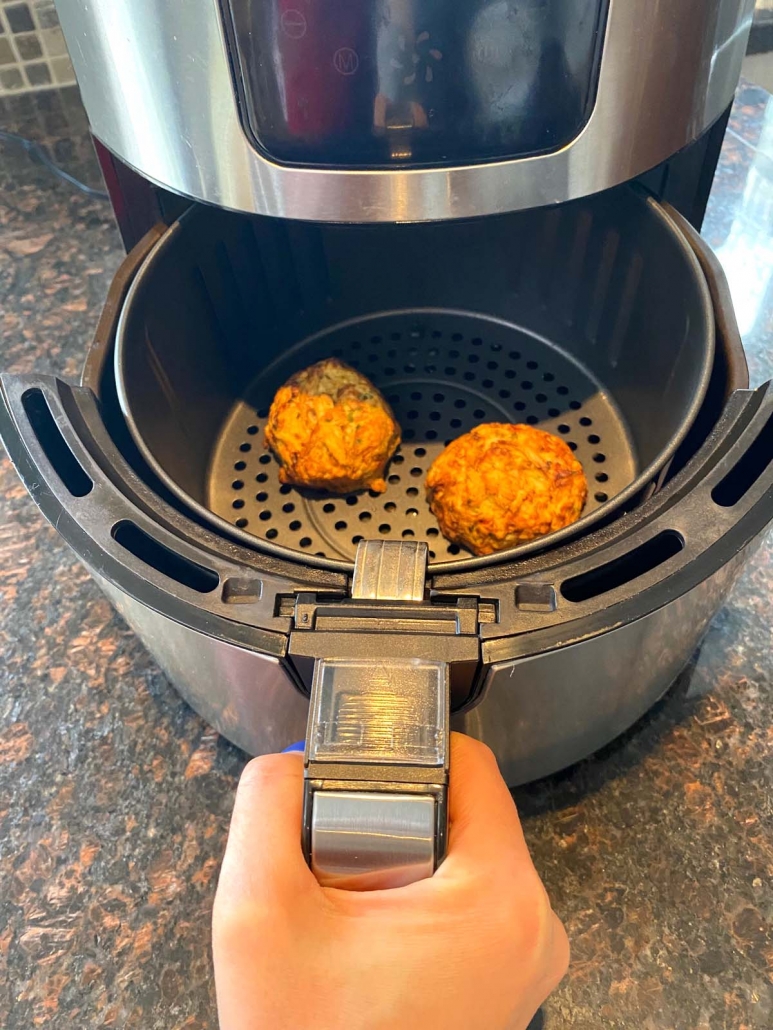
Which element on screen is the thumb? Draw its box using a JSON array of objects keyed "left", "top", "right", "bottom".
[{"left": 216, "top": 752, "right": 317, "bottom": 909}]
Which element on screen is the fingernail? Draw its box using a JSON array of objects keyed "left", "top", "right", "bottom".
[{"left": 282, "top": 740, "right": 305, "bottom": 753}]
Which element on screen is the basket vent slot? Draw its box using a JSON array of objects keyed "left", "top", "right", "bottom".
[
  {"left": 112, "top": 520, "right": 219, "bottom": 594},
  {"left": 561, "top": 531, "right": 683, "bottom": 603},
  {"left": 21, "top": 388, "right": 92, "bottom": 498},
  {"left": 712, "top": 410, "right": 773, "bottom": 508}
]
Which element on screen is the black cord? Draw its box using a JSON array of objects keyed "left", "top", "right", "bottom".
[{"left": 0, "top": 127, "right": 110, "bottom": 201}]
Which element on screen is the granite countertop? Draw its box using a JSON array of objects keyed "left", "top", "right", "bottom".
[{"left": 0, "top": 86, "right": 772, "bottom": 1030}]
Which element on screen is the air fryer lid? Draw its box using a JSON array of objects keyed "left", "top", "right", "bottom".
[{"left": 115, "top": 187, "right": 714, "bottom": 573}]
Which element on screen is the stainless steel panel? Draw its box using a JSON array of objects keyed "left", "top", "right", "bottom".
[
  {"left": 455, "top": 548, "right": 752, "bottom": 785},
  {"left": 311, "top": 791, "right": 435, "bottom": 889},
  {"left": 97, "top": 577, "right": 308, "bottom": 756},
  {"left": 55, "top": 0, "right": 753, "bottom": 221}
]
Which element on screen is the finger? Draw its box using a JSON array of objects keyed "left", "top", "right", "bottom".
[
  {"left": 438, "top": 732, "right": 534, "bottom": 876},
  {"left": 216, "top": 752, "right": 317, "bottom": 908}
]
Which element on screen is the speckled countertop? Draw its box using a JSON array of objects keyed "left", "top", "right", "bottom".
[{"left": 0, "top": 85, "right": 771, "bottom": 1030}]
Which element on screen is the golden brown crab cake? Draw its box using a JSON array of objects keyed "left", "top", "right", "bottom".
[
  {"left": 265, "top": 358, "right": 401, "bottom": 494},
  {"left": 426, "top": 423, "right": 587, "bottom": 556}
]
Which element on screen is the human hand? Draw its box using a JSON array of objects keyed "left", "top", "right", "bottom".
[{"left": 213, "top": 732, "right": 569, "bottom": 1030}]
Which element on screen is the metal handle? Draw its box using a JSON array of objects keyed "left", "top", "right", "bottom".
[{"left": 302, "top": 541, "right": 450, "bottom": 890}]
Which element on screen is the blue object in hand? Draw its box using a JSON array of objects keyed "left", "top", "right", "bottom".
[{"left": 282, "top": 741, "right": 305, "bottom": 753}]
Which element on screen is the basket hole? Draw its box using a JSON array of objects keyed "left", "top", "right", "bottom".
[
  {"left": 448, "top": 349, "right": 460, "bottom": 359},
  {"left": 411, "top": 391, "right": 423, "bottom": 401},
  {"left": 596, "top": 472, "right": 609, "bottom": 483},
  {"left": 335, "top": 520, "right": 347, "bottom": 531},
  {"left": 346, "top": 495, "right": 358, "bottom": 506},
  {"left": 370, "top": 334, "right": 382, "bottom": 344},
  {"left": 259, "top": 511, "right": 271, "bottom": 521},
  {"left": 543, "top": 372, "right": 555, "bottom": 382},
  {"left": 257, "top": 408, "right": 269, "bottom": 419},
  {"left": 384, "top": 501, "right": 397, "bottom": 512},
  {"left": 404, "top": 428, "right": 416, "bottom": 440},
  {"left": 232, "top": 499, "right": 245, "bottom": 510},
  {"left": 450, "top": 418, "right": 462, "bottom": 428},
  {"left": 474, "top": 409, "right": 485, "bottom": 419},
  {"left": 429, "top": 550, "right": 436, "bottom": 559},
  {"left": 323, "top": 502, "right": 335, "bottom": 513},
  {"left": 232, "top": 480, "right": 244, "bottom": 490},
  {"left": 468, "top": 354, "right": 480, "bottom": 364},
  {"left": 595, "top": 492, "right": 609, "bottom": 503},
  {"left": 256, "top": 473, "right": 268, "bottom": 483},
  {"left": 379, "top": 524, "right": 391, "bottom": 534},
  {"left": 499, "top": 390, "right": 511, "bottom": 399},
  {"left": 359, "top": 511, "right": 372, "bottom": 522},
  {"left": 234, "top": 461, "right": 247, "bottom": 471},
  {"left": 452, "top": 332, "right": 463, "bottom": 342},
  {"left": 521, "top": 381, "right": 533, "bottom": 391},
  {"left": 580, "top": 416, "right": 593, "bottom": 427},
  {"left": 431, "top": 329, "right": 442, "bottom": 338},
  {"left": 568, "top": 442, "right": 578, "bottom": 451},
  {"left": 279, "top": 484, "right": 292, "bottom": 495},
  {"left": 256, "top": 491, "right": 268, "bottom": 502},
  {"left": 557, "top": 386, "right": 569, "bottom": 396},
  {"left": 266, "top": 527, "right": 278, "bottom": 539},
  {"left": 407, "top": 487, "right": 419, "bottom": 497},
  {"left": 289, "top": 520, "right": 302, "bottom": 531},
  {"left": 433, "top": 393, "right": 445, "bottom": 403},
  {"left": 393, "top": 454, "right": 405, "bottom": 464},
  {"left": 454, "top": 399, "right": 466, "bottom": 409},
  {"left": 406, "top": 508, "right": 419, "bottom": 517},
  {"left": 509, "top": 351, "right": 521, "bottom": 360},
  {"left": 445, "top": 366, "right": 457, "bottom": 376},
  {"left": 548, "top": 408, "right": 560, "bottom": 418},
  {"left": 430, "top": 411, "right": 441, "bottom": 422},
  {"left": 247, "top": 425, "right": 259, "bottom": 435},
  {"left": 593, "top": 453, "right": 607, "bottom": 463},
  {"left": 505, "top": 370, "right": 516, "bottom": 380},
  {"left": 299, "top": 537, "right": 312, "bottom": 548},
  {"left": 588, "top": 434, "right": 601, "bottom": 445},
  {"left": 526, "top": 361, "right": 539, "bottom": 370},
  {"left": 403, "top": 364, "right": 416, "bottom": 374},
  {"left": 426, "top": 430, "right": 438, "bottom": 440},
  {"left": 569, "top": 400, "right": 582, "bottom": 411},
  {"left": 535, "top": 393, "right": 547, "bottom": 403},
  {"left": 259, "top": 453, "right": 271, "bottom": 464},
  {"left": 410, "top": 467, "right": 423, "bottom": 477},
  {"left": 235, "top": 518, "right": 248, "bottom": 528},
  {"left": 282, "top": 502, "right": 295, "bottom": 513},
  {"left": 487, "top": 360, "right": 498, "bottom": 371},
  {"left": 514, "top": 401, "right": 526, "bottom": 412},
  {"left": 447, "top": 543, "right": 461, "bottom": 555},
  {"left": 388, "top": 474, "right": 401, "bottom": 484},
  {"left": 402, "top": 528, "right": 415, "bottom": 538},
  {"left": 526, "top": 415, "right": 539, "bottom": 425},
  {"left": 426, "top": 527, "right": 440, "bottom": 537},
  {"left": 415, "top": 447, "right": 427, "bottom": 457},
  {"left": 239, "top": 443, "right": 251, "bottom": 453},
  {"left": 558, "top": 424, "right": 570, "bottom": 434},
  {"left": 472, "top": 337, "right": 483, "bottom": 346},
  {"left": 482, "top": 379, "right": 494, "bottom": 389},
  {"left": 463, "top": 372, "right": 476, "bottom": 381},
  {"left": 352, "top": 534, "right": 363, "bottom": 544}
]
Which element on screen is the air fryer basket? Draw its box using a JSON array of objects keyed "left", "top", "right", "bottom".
[{"left": 115, "top": 186, "right": 714, "bottom": 571}]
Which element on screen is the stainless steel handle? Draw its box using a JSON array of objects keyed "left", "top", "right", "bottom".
[{"left": 302, "top": 541, "right": 450, "bottom": 890}]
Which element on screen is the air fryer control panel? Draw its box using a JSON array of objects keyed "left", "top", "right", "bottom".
[{"left": 223, "top": 0, "right": 608, "bottom": 167}]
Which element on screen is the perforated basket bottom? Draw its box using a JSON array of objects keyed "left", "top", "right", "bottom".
[{"left": 207, "top": 310, "right": 637, "bottom": 563}]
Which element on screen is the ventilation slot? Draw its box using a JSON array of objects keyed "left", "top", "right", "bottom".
[
  {"left": 112, "top": 521, "right": 219, "bottom": 593},
  {"left": 712, "top": 411, "right": 773, "bottom": 508},
  {"left": 21, "top": 388, "right": 92, "bottom": 497},
  {"left": 561, "top": 531, "right": 684, "bottom": 604}
]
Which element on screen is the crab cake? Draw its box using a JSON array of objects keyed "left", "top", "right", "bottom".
[
  {"left": 265, "top": 359, "right": 401, "bottom": 493},
  {"left": 426, "top": 423, "right": 587, "bottom": 556}
]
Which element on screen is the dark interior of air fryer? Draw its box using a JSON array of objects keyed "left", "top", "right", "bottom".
[{"left": 114, "top": 186, "right": 715, "bottom": 567}]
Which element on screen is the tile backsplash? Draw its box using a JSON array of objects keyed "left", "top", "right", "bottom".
[{"left": 0, "top": 0, "right": 75, "bottom": 96}]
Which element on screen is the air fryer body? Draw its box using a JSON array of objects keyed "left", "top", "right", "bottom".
[
  {"left": 56, "top": 0, "right": 755, "bottom": 222},
  {"left": 0, "top": 0, "right": 770, "bottom": 786}
]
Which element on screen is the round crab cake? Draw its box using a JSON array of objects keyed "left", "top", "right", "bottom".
[
  {"left": 426, "top": 423, "right": 588, "bottom": 556},
  {"left": 265, "top": 358, "right": 401, "bottom": 493}
]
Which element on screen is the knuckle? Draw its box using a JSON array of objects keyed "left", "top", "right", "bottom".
[{"left": 238, "top": 753, "right": 295, "bottom": 793}]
